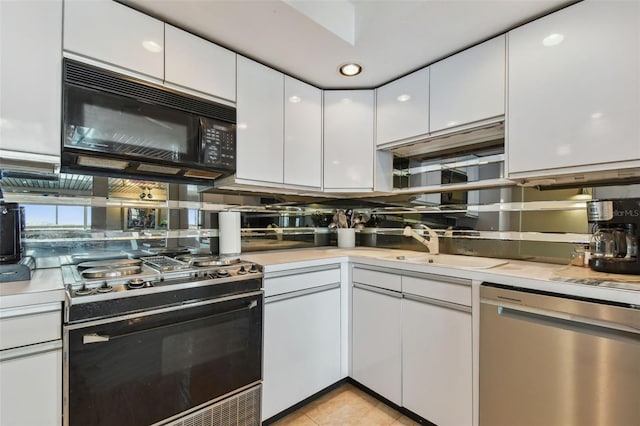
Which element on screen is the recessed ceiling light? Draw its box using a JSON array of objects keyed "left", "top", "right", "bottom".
[
  {"left": 397, "top": 94, "right": 411, "bottom": 102},
  {"left": 142, "top": 40, "right": 163, "bottom": 53},
  {"left": 288, "top": 95, "right": 302, "bottom": 103},
  {"left": 339, "top": 63, "right": 362, "bottom": 77},
  {"left": 542, "top": 33, "right": 564, "bottom": 47}
]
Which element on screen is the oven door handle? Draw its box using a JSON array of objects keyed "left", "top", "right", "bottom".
[
  {"left": 81, "top": 298, "right": 260, "bottom": 344},
  {"left": 83, "top": 333, "right": 110, "bottom": 344}
]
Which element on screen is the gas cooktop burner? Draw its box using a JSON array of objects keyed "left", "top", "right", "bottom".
[
  {"left": 77, "top": 259, "right": 141, "bottom": 270},
  {"left": 81, "top": 265, "right": 142, "bottom": 279}
]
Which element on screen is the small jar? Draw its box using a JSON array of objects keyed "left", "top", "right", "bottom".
[{"left": 570, "top": 246, "right": 585, "bottom": 266}]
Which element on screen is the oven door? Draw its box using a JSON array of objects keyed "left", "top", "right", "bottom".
[{"left": 64, "top": 292, "right": 263, "bottom": 426}]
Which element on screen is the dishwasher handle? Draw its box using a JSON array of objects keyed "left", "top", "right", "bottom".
[{"left": 498, "top": 305, "right": 640, "bottom": 346}]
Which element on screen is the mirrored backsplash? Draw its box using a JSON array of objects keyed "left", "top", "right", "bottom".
[{"left": 3, "top": 172, "right": 640, "bottom": 264}]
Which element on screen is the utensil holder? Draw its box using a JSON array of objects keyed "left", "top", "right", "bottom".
[{"left": 337, "top": 228, "right": 356, "bottom": 248}]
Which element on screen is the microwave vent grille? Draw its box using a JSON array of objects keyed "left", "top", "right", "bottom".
[{"left": 64, "top": 59, "right": 236, "bottom": 123}]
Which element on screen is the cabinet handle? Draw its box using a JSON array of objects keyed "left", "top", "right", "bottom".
[
  {"left": 266, "top": 283, "right": 340, "bottom": 303},
  {"left": 353, "top": 282, "right": 402, "bottom": 298},
  {"left": 0, "top": 302, "right": 61, "bottom": 320},
  {"left": 0, "top": 340, "right": 62, "bottom": 362},
  {"left": 403, "top": 293, "right": 471, "bottom": 313}
]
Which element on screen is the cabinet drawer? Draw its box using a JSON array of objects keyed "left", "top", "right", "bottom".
[
  {"left": 402, "top": 275, "right": 471, "bottom": 306},
  {"left": 0, "top": 303, "right": 61, "bottom": 350},
  {"left": 264, "top": 266, "right": 341, "bottom": 297},
  {"left": 352, "top": 267, "right": 401, "bottom": 292}
]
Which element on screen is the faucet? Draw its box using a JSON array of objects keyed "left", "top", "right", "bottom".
[
  {"left": 267, "top": 223, "right": 283, "bottom": 241},
  {"left": 403, "top": 225, "right": 439, "bottom": 254}
]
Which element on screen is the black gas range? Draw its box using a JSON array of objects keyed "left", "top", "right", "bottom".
[{"left": 62, "top": 253, "right": 264, "bottom": 426}]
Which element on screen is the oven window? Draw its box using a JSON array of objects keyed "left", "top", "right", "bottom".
[
  {"left": 63, "top": 85, "right": 198, "bottom": 163},
  {"left": 67, "top": 295, "right": 262, "bottom": 426}
]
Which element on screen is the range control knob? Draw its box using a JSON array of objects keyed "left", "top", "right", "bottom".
[
  {"left": 217, "top": 269, "right": 230, "bottom": 278},
  {"left": 237, "top": 265, "right": 247, "bottom": 275},
  {"left": 75, "top": 283, "right": 92, "bottom": 296},
  {"left": 97, "top": 281, "right": 114, "bottom": 293},
  {"left": 248, "top": 264, "right": 259, "bottom": 273}
]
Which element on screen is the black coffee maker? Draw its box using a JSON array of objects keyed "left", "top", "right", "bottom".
[
  {"left": 0, "top": 201, "right": 23, "bottom": 264},
  {"left": 587, "top": 198, "right": 640, "bottom": 274}
]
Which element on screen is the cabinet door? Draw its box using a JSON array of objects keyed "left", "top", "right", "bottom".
[
  {"left": 402, "top": 297, "right": 472, "bottom": 426},
  {"left": 430, "top": 35, "right": 505, "bottom": 132},
  {"left": 236, "top": 56, "right": 284, "bottom": 184},
  {"left": 324, "top": 90, "right": 374, "bottom": 191},
  {"left": 63, "top": 0, "right": 164, "bottom": 80},
  {"left": 507, "top": 1, "right": 640, "bottom": 176},
  {"left": 263, "top": 287, "right": 341, "bottom": 420},
  {"left": 284, "top": 76, "right": 322, "bottom": 188},
  {"left": 376, "top": 68, "right": 430, "bottom": 145},
  {"left": 351, "top": 285, "right": 401, "bottom": 405},
  {"left": 164, "top": 25, "right": 236, "bottom": 102},
  {"left": 0, "top": 347, "right": 62, "bottom": 426},
  {"left": 0, "top": 0, "right": 61, "bottom": 158}
]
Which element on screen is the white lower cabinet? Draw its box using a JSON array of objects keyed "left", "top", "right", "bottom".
[
  {"left": 402, "top": 282, "right": 472, "bottom": 426},
  {"left": 0, "top": 303, "right": 62, "bottom": 426},
  {"left": 351, "top": 268, "right": 402, "bottom": 405},
  {"left": 351, "top": 266, "right": 473, "bottom": 425},
  {"left": 0, "top": 345, "right": 62, "bottom": 426},
  {"left": 262, "top": 266, "right": 342, "bottom": 421}
]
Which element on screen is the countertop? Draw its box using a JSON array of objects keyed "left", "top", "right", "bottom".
[
  {"left": 241, "top": 247, "right": 640, "bottom": 305},
  {"left": 1, "top": 247, "right": 639, "bottom": 308},
  {"left": 0, "top": 267, "right": 65, "bottom": 309}
]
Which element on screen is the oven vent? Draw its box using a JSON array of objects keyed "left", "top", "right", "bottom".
[
  {"left": 63, "top": 59, "right": 236, "bottom": 123},
  {"left": 164, "top": 385, "right": 262, "bottom": 426}
]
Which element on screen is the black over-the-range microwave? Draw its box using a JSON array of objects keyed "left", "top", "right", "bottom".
[{"left": 61, "top": 59, "right": 236, "bottom": 184}]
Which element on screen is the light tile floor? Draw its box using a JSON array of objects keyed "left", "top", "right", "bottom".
[{"left": 271, "top": 383, "right": 421, "bottom": 426}]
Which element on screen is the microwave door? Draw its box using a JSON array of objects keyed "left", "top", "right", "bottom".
[{"left": 64, "top": 85, "right": 199, "bottom": 164}]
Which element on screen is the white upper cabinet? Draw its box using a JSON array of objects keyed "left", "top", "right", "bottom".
[
  {"left": 430, "top": 35, "right": 505, "bottom": 133},
  {"left": 164, "top": 25, "right": 236, "bottom": 102},
  {"left": 324, "top": 90, "right": 375, "bottom": 191},
  {"left": 236, "top": 56, "right": 284, "bottom": 184},
  {"left": 507, "top": 1, "right": 640, "bottom": 178},
  {"left": 0, "top": 0, "right": 62, "bottom": 160},
  {"left": 284, "top": 77, "right": 322, "bottom": 189},
  {"left": 63, "top": 0, "right": 164, "bottom": 80},
  {"left": 376, "top": 68, "right": 430, "bottom": 146}
]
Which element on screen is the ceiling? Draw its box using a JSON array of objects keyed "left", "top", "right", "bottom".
[{"left": 121, "top": 0, "right": 572, "bottom": 89}]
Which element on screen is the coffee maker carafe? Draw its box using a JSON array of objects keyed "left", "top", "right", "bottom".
[{"left": 587, "top": 198, "right": 640, "bottom": 274}]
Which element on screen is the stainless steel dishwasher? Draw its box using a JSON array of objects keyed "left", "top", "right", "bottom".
[{"left": 480, "top": 283, "right": 640, "bottom": 426}]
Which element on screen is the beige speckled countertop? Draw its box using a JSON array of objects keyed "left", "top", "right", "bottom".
[{"left": 1, "top": 247, "right": 638, "bottom": 308}]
